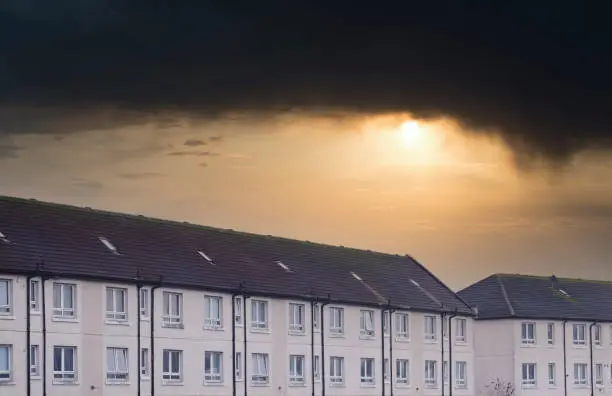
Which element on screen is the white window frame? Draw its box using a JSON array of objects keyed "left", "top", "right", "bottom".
[
  {"left": 547, "top": 323, "right": 555, "bottom": 345},
  {"left": 106, "top": 347, "right": 129, "bottom": 383},
  {"left": 384, "top": 358, "right": 390, "bottom": 382},
  {"left": 593, "top": 325, "right": 602, "bottom": 346},
  {"left": 204, "top": 351, "right": 223, "bottom": 383},
  {"left": 251, "top": 300, "right": 269, "bottom": 331},
  {"left": 360, "top": 310, "right": 375, "bottom": 337},
  {"left": 314, "top": 355, "right": 320, "bottom": 381},
  {"left": 313, "top": 304, "right": 320, "bottom": 332},
  {"left": 329, "top": 356, "right": 344, "bottom": 385},
  {"left": 443, "top": 360, "right": 449, "bottom": 384},
  {"left": 329, "top": 307, "right": 344, "bottom": 335},
  {"left": 53, "top": 346, "right": 77, "bottom": 383},
  {"left": 548, "top": 362, "right": 556, "bottom": 386},
  {"left": 595, "top": 363, "right": 603, "bottom": 386},
  {"left": 139, "top": 288, "right": 149, "bottom": 318},
  {"left": 521, "top": 322, "right": 536, "bottom": 345},
  {"left": 235, "top": 352, "right": 243, "bottom": 381},
  {"left": 105, "top": 287, "right": 128, "bottom": 322},
  {"left": 455, "top": 361, "right": 467, "bottom": 388},
  {"left": 424, "top": 315, "right": 437, "bottom": 342},
  {"left": 162, "top": 291, "right": 183, "bottom": 327},
  {"left": 383, "top": 311, "right": 390, "bottom": 336},
  {"left": 204, "top": 295, "right": 223, "bottom": 329},
  {"left": 234, "top": 296, "right": 244, "bottom": 327},
  {"left": 289, "top": 355, "right": 305, "bottom": 385},
  {"left": 424, "top": 360, "right": 438, "bottom": 387},
  {"left": 0, "top": 344, "right": 12, "bottom": 382},
  {"left": 0, "top": 279, "right": 12, "bottom": 316},
  {"left": 162, "top": 349, "right": 183, "bottom": 383},
  {"left": 573, "top": 324, "right": 586, "bottom": 345},
  {"left": 30, "top": 345, "right": 40, "bottom": 377},
  {"left": 396, "top": 359, "right": 409, "bottom": 386},
  {"left": 521, "top": 363, "right": 537, "bottom": 388},
  {"left": 573, "top": 363, "right": 588, "bottom": 386},
  {"left": 289, "top": 303, "right": 306, "bottom": 333},
  {"left": 251, "top": 353, "right": 270, "bottom": 384},
  {"left": 456, "top": 318, "right": 467, "bottom": 343},
  {"left": 360, "top": 358, "right": 375, "bottom": 385},
  {"left": 395, "top": 312, "right": 410, "bottom": 339},
  {"left": 140, "top": 348, "right": 150, "bottom": 378},
  {"left": 52, "top": 283, "right": 76, "bottom": 319},
  {"left": 30, "top": 279, "right": 41, "bottom": 313}
]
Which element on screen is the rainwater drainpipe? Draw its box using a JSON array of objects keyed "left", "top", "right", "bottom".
[
  {"left": 231, "top": 292, "right": 239, "bottom": 396},
  {"left": 590, "top": 322, "right": 597, "bottom": 396},
  {"left": 320, "top": 295, "right": 331, "bottom": 396},
  {"left": 310, "top": 298, "right": 319, "bottom": 396},
  {"left": 381, "top": 306, "right": 386, "bottom": 396},
  {"left": 447, "top": 310, "right": 458, "bottom": 396},
  {"left": 441, "top": 311, "right": 446, "bottom": 396},
  {"left": 26, "top": 269, "right": 37, "bottom": 396},
  {"left": 41, "top": 272, "right": 48, "bottom": 396},
  {"left": 150, "top": 280, "right": 162, "bottom": 396},
  {"left": 136, "top": 283, "right": 142, "bottom": 396},
  {"left": 562, "top": 320, "right": 568, "bottom": 396},
  {"left": 388, "top": 303, "right": 396, "bottom": 396}
]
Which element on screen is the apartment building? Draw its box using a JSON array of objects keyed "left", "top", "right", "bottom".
[
  {"left": 0, "top": 196, "right": 476, "bottom": 396},
  {"left": 459, "top": 274, "right": 612, "bottom": 396}
]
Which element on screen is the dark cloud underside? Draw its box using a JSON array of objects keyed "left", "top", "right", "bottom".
[{"left": 1, "top": 1, "right": 611, "bottom": 161}]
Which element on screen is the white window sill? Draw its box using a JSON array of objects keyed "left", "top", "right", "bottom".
[
  {"left": 251, "top": 382, "right": 271, "bottom": 387},
  {"left": 141, "top": 377, "right": 150, "bottom": 381},
  {"left": 455, "top": 340, "right": 467, "bottom": 346},
  {"left": 329, "top": 332, "right": 345, "bottom": 338},
  {"left": 395, "top": 336, "right": 410, "bottom": 342},
  {"left": 521, "top": 384, "right": 537, "bottom": 389},
  {"left": 52, "top": 381, "right": 79, "bottom": 386},
  {"left": 424, "top": 339, "right": 438, "bottom": 344},
  {"left": 573, "top": 343, "right": 587, "bottom": 348},
  {"left": 289, "top": 330, "right": 306, "bottom": 336},
  {"left": 288, "top": 381, "right": 306, "bottom": 387},
  {"left": 51, "top": 317, "right": 79, "bottom": 323},
  {"left": 30, "top": 311, "right": 41, "bottom": 316},
  {"left": 161, "top": 380, "right": 184, "bottom": 386},
  {"left": 140, "top": 317, "right": 150, "bottom": 322},
  {"left": 395, "top": 382, "right": 410, "bottom": 387},
  {"left": 0, "top": 315, "right": 16, "bottom": 320},
  {"left": 106, "top": 381, "right": 130, "bottom": 385},
  {"left": 250, "top": 328, "right": 270, "bottom": 334},
  {"left": 359, "top": 333, "right": 375, "bottom": 340},
  {"left": 0, "top": 381, "right": 15, "bottom": 386},
  {"left": 520, "top": 342, "right": 536, "bottom": 347},
  {"left": 203, "top": 381, "right": 224, "bottom": 386},
  {"left": 329, "top": 382, "right": 345, "bottom": 387},
  {"left": 235, "top": 323, "right": 244, "bottom": 328},
  {"left": 360, "top": 383, "right": 376, "bottom": 388},
  {"left": 236, "top": 378, "right": 244, "bottom": 382},
  {"left": 161, "top": 323, "right": 184, "bottom": 329},
  {"left": 105, "top": 320, "right": 129, "bottom": 326},
  {"left": 203, "top": 326, "right": 224, "bottom": 331}
]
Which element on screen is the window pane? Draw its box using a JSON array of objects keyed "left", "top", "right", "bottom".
[{"left": 0, "top": 347, "right": 8, "bottom": 371}]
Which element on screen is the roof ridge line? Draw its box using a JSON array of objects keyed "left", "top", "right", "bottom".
[{"left": 496, "top": 274, "right": 516, "bottom": 316}]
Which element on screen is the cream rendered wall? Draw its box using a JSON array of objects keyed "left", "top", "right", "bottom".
[{"left": 0, "top": 274, "right": 476, "bottom": 396}]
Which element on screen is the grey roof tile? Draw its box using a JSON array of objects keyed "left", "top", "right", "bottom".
[
  {"left": 0, "top": 196, "right": 472, "bottom": 314},
  {"left": 459, "top": 273, "right": 612, "bottom": 321}
]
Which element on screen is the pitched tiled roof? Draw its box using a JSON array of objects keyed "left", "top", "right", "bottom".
[
  {"left": 0, "top": 196, "right": 472, "bottom": 314},
  {"left": 459, "top": 273, "right": 612, "bottom": 321}
]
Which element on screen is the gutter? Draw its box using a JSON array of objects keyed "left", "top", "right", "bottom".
[
  {"left": 447, "top": 310, "right": 458, "bottom": 396},
  {"left": 562, "top": 320, "right": 568, "bottom": 396},
  {"left": 320, "top": 295, "right": 331, "bottom": 396},
  {"left": 590, "top": 322, "right": 596, "bottom": 396}
]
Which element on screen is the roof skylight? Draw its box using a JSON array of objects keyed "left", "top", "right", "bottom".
[
  {"left": 0, "top": 232, "right": 9, "bottom": 244},
  {"left": 351, "top": 272, "right": 363, "bottom": 281},
  {"left": 197, "top": 250, "right": 215, "bottom": 265},
  {"left": 98, "top": 237, "right": 119, "bottom": 254},
  {"left": 558, "top": 289, "right": 570, "bottom": 297},
  {"left": 276, "top": 260, "right": 291, "bottom": 272}
]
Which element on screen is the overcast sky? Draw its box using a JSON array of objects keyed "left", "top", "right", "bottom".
[{"left": 2, "top": 1, "right": 611, "bottom": 289}]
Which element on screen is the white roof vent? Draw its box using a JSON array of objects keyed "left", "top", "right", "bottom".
[
  {"left": 98, "top": 237, "right": 119, "bottom": 254},
  {"left": 197, "top": 251, "right": 215, "bottom": 265},
  {"left": 0, "top": 232, "right": 9, "bottom": 244},
  {"left": 559, "top": 289, "right": 570, "bottom": 297},
  {"left": 276, "top": 260, "right": 291, "bottom": 272},
  {"left": 351, "top": 272, "right": 363, "bottom": 281}
]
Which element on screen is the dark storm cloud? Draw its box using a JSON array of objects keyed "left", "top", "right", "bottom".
[{"left": 1, "top": 1, "right": 611, "bottom": 162}]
